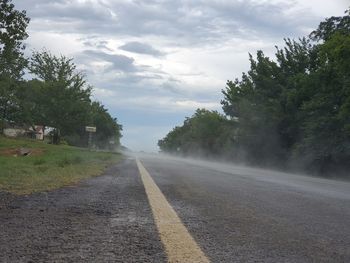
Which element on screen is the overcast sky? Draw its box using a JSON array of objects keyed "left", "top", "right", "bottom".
[{"left": 15, "top": 0, "right": 349, "bottom": 152}]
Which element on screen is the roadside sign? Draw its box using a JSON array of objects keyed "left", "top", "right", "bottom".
[{"left": 85, "top": 126, "right": 96, "bottom": 132}]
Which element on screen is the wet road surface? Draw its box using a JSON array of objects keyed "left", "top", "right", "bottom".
[
  {"left": 1, "top": 155, "right": 350, "bottom": 262},
  {"left": 140, "top": 155, "right": 350, "bottom": 262},
  {"left": 0, "top": 158, "right": 166, "bottom": 262}
]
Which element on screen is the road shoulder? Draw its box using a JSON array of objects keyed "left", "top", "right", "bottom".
[{"left": 0, "top": 158, "right": 167, "bottom": 262}]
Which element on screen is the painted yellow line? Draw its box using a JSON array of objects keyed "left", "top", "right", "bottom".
[{"left": 136, "top": 158, "right": 210, "bottom": 263}]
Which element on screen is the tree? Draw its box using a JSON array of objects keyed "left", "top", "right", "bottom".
[
  {"left": 0, "top": 0, "right": 30, "bottom": 79},
  {"left": 27, "top": 51, "right": 123, "bottom": 147},
  {"left": 28, "top": 51, "right": 92, "bottom": 143},
  {"left": 221, "top": 51, "right": 289, "bottom": 165},
  {"left": 295, "top": 32, "right": 350, "bottom": 173},
  {"left": 310, "top": 8, "right": 350, "bottom": 41},
  {"left": 220, "top": 8, "right": 350, "bottom": 173},
  {"left": 0, "top": 77, "right": 20, "bottom": 127},
  {"left": 158, "top": 109, "right": 235, "bottom": 157},
  {"left": 0, "top": 2, "right": 123, "bottom": 148},
  {"left": 0, "top": 0, "right": 30, "bottom": 130}
]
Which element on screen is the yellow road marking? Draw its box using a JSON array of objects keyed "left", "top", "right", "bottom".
[{"left": 136, "top": 158, "right": 210, "bottom": 263}]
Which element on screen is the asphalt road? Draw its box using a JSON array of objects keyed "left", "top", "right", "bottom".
[
  {"left": 139, "top": 154, "right": 350, "bottom": 262},
  {"left": 1, "top": 155, "right": 350, "bottom": 262}
]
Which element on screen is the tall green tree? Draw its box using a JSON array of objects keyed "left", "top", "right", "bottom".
[
  {"left": 221, "top": 8, "right": 350, "bottom": 173},
  {"left": 28, "top": 51, "right": 92, "bottom": 143},
  {"left": 295, "top": 32, "right": 350, "bottom": 173},
  {"left": 222, "top": 51, "right": 288, "bottom": 165},
  {"left": 27, "top": 51, "right": 123, "bottom": 147},
  {"left": 0, "top": 0, "right": 30, "bottom": 79},
  {"left": 0, "top": 0, "right": 30, "bottom": 130},
  {"left": 310, "top": 8, "right": 350, "bottom": 41}
]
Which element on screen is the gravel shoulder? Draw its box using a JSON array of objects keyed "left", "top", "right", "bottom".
[{"left": 0, "top": 158, "right": 167, "bottom": 263}]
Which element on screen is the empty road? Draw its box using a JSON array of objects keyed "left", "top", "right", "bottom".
[{"left": 1, "top": 154, "right": 350, "bottom": 262}]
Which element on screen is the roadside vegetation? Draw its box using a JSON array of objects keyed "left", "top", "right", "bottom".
[
  {"left": 0, "top": 1, "right": 123, "bottom": 194},
  {"left": 0, "top": 136, "right": 122, "bottom": 194},
  {"left": 159, "top": 9, "right": 350, "bottom": 177},
  {"left": 0, "top": 0, "right": 122, "bottom": 148}
]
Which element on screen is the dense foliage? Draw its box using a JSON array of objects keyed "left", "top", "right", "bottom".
[
  {"left": 158, "top": 109, "right": 235, "bottom": 157},
  {"left": 159, "top": 9, "right": 350, "bottom": 175},
  {"left": 0, "top": 0, "right": 122, "bottom": 148}
]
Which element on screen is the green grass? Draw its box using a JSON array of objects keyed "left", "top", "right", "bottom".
[{"left": 0, "top": 136, "right": 122, "bottom": 195}]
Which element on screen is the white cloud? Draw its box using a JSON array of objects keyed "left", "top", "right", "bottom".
[
  {"left": 103, "top": 94, "right": 221, "bottom": 112},
  {"left": 175, "top": 100, "right": 221, "bottom": 110},
  {"left": 25, "top": 31, "right": 84, "bottom": 56}
]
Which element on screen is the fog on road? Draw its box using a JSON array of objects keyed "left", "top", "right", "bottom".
[
  {"left": 1, "top": 154, "right": 350, "bottom": 262},
  {"left": 138, "top": 154, "right": 350, "bottom": 262}
]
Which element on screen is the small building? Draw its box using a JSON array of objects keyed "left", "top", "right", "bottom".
[
  {"left": 3, "top": 124, "right": 46, "bottom": 140},
  {"left": 3, "top": 126, "right": 26, "bottom": 138}
]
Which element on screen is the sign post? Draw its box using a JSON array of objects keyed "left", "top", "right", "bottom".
[{"left": 85, "top": 126, "right": 96, "bottom": 149}]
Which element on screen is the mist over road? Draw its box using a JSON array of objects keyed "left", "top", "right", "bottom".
[
  {"left": 1, "top": 154, "right": 350, "bottom": 262},
  {"left": 138, "top": 154, "right": 350, "bottom": 262}
]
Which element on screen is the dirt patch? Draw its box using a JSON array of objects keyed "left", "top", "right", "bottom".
[{"left": 0, "top": 148, "right": 45, "bottom": 157}]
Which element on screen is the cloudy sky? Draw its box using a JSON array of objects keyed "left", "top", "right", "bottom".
[{"left": 15, "top": 0, "right": 349, "bottom": 152}]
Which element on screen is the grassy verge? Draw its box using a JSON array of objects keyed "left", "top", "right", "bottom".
[{"left": 0, "top": 136, "right": 122, "bottom": 195}]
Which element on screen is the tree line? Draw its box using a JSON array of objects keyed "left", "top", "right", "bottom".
[
  {"left": 159, "top": 9, "right": 350, "bottom": 176},
  {"left": 0, "top": 0, "right": 122, "bottom": 148}
]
